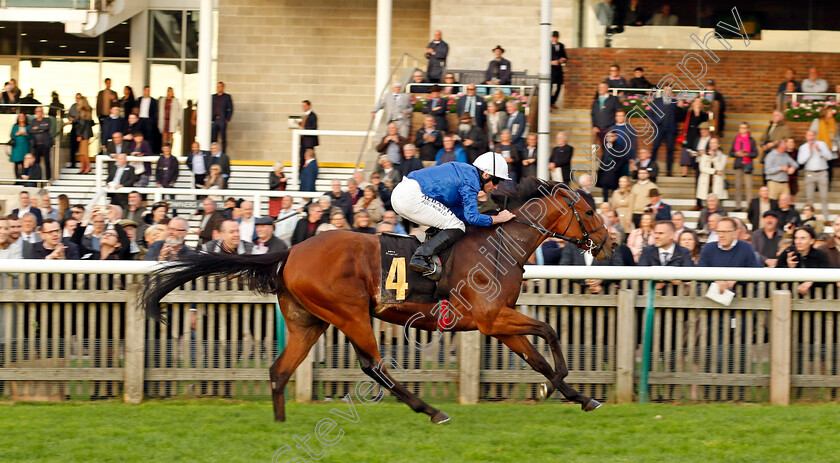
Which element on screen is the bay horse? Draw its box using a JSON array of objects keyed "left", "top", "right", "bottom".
[{"left": 142, "top": 178, "right": 617, "bottom": 423}]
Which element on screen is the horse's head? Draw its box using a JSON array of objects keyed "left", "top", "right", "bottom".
[{"left": 493, "top": 178, "right": 617, "bottom": 260}]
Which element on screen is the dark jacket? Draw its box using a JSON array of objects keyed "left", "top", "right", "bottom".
[
  {"left": 19, "top": 163, "right": 42, "bottom": 188},
  {"left": 400, "top": 157, "right": 423, "bottom": 177},
  {"left": 591, "top": 94, "right": 619, "bottom": 130},
  {"left": 106, "top": 163, "right": 138, "bottom": 187},
  {"left": 456, "top": 95, "right": 488, "bottom": 129},
  {"left": 485, "top": 58, "right": 512, "bottom": 85},
  {"left": 144, "top": 241, "right": 194, "bottom": 261},
  {"left": 106, "top": 139, "right": 132, "bottom": 157},
  {"left": 12, "top": 207, "right": 42, "bottom": 225},
  {"left": 637, "top": 244, "right": 694, "bottom": 267},
  {"left": 301, "top": 111, "right": 318, "bottom": 148},
  {"left": 415, "top": 127, "right": 444, "bottom": 162},
  {"left": 186, "top": 150, "right": 210, "bottom": 174},
  {"left": 209, "top": 153, "right": 231, "bottom": 180},
  {"left": 747, "top": 198, "right": 779, "bottom": 231},
  {"left": 422, "top": 98, "right": 448, "bottom": 133},
  {"left": 728, "top": 136, "right": 759, "bottom": 169},
  {"left": 631, "top": 158, "right": 659, "bottom": 182},
  {"left": 329, "top": 191, "right": 354, "bottom": 222},
  {"left": 697, "top": 206, "right": 728, "bottom": 231},
  {"left": 28, "top": 117, "right": 53, "bottom": 147},
  {"left": 155, "top": 155, "right": 180, "bottom": 187},
  {"left": 645, "top": 202, "right": 672, "bottom": 221},
  {"left": 198, "top": 210, "right": 225, "bottom": 245},
  {"left": 774, "top": 206, "right": 800, "bottom": 230},
  {"left": 100, "top": 116, "right": 127, "bottom": 146},
  {"left": 300, "top": 159, "right": 318, "bottom": 192},
  {"left": 425, "top": 40, "right": 448, "bottom": 81},
  {"left": 212, "top": 93, "right": 234, "bottom": 121},
  {"left": 291, "top": 219, "right": 320, "bottom": 246},
  {"left": 25, "top": 241, "right": 81, "bottom": 260},
  {"left": 457, "top": 125, "right": 486, "bottom": 164},
  {"left": 502, "top": 111, "right": 527, "bottom": 150},
  {"left": 551, "top": 41, "right": 567, "bottom": 83},
  {"left": 71, "top": 224, "right": 132, "bottom": 260},
  {"left": 648, "top": 97, "right": 677, "bottom": 133},
  {"left": 256, "top": 236, "right": 289, "bottom": 254},
  {"left": 782, "top": 247, "right": 832, "bottom": 269}
]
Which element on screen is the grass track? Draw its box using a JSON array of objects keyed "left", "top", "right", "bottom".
[{"left": 1, "top": 399, "right": 837, "bottom": 462}]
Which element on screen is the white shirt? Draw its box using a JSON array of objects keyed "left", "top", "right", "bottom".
[
  {"left": 797, "top": 141, "right": 833, "bottom": 171},
  {"left": 717, "top": 238, "right": 737, "bottom": 251},
  {"left": 139, "top": 97, "right": 151, "bottom": 118},
  {"left": 239, "top": 216, "right": 256, "bottom": 243},
  {"left": 18, "top": 206, "right": 31, "bottom": 216},
  {"left": 191, "top": 151, "right": 207, "bottom": 174},
  {"left": 21, "top": 231, "right": 38, "bottom": 244},
  {"left": 274, "top": 209, "right": 299, "bottom": 243},
  {"left": 109, "top": 165, "right": 127, "bottom": 188},
  {"left": 658, "top": 243, "right": 675, "bottom": 265}
]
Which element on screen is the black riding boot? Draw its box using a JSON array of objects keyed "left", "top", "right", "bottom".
[{"left": 409, "top": 228, "right": 464, "bottom": 281}]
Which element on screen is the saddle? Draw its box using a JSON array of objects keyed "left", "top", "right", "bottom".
[{"left": 378, "top": 231, "right": 453, "bottom": 304}]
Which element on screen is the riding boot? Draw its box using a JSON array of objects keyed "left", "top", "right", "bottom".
[{"left": 409, "top": 228, "right": 464, "bottom": 281}]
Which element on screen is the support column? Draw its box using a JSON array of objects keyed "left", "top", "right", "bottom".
[
  {"left": 123, "top": 284, "right": 145, "bottom": 404},
  {"left": 770, "top": 290, "right": 792, "bottom": 405},
  {"left": 129, "top": 10, "right": 148, "bottom": 92},
  {"left": 458, "top": 331, "right": 481, "bottom": 404},
  {"left": 615, "top": 289, "right": 635, "bottom": 403},
  {"left": 374, "top": 0, "right": 392, "bottom": 103},
  {"left": 196, "top": 0, "right": 214, "bottom": 150},
  {"left": 537, "top": 0, "right": 552, "bottom": 180}
]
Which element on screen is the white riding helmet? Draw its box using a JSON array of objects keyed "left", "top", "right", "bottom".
[{"left": 472, "top": 152, "right": 512, "bottom": 180}]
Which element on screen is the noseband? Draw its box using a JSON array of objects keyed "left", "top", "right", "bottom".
[{"left": 513, "top": 193, "right": 607, "bottom": 255}]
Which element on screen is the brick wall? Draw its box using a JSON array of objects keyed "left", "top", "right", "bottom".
[{"left": 563, "top": 48, "right": 840, "bottom": 114}]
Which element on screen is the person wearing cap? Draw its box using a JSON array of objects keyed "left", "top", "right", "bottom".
[
  {"left": 485, "top": 45, "right": 512, "bottom": 87},
  {"left": 424, "top": 30, "right": 448, "bottom": 84},
  {"left": 705, "top": 79, "right": 726, "bottom": 137},
  {"left": 763, "top": 141, "right": 798, "bottom": 200},
  {"left": 550, "top": 31, "right": 567, "bottom": 110},
  {"left": 453, "top": 112, "right": 486, "bottom": 164},
  {"left": 751, "top": 211, "right": 784, "bottom": 267},
  {"left": 421, "top": 85, "right": 448, "bottom": 133},
  {"left": 390, "top": 152, "right": 516, "bottom": 280},
  {"left": 644, "top": 188, "right": 671, "bottom": 221},
  {"left": 253, "top": 217, "right": 287, "bottom": 254},
  {"left": 628, "top": 67, "right": 654, "bottom": 90},
  {"left": 118, "top": 219, "right": 142, "bottom": 259}
]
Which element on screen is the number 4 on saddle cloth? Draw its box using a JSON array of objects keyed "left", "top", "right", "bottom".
[{"left": 379, "top": 231, "right": 455, "bottom": 304}]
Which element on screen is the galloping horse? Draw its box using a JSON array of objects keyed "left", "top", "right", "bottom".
[{"left": 142, "top": 178, "right": 617, "bottom": 423}]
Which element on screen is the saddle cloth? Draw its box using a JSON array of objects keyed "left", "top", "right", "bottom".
[{"left": 378, "top": 232, "right": 452, "bottom": 304}]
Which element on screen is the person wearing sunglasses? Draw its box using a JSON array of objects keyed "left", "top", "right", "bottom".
[{"left": 390, "top": 151, "right": 516, "bottom": 280}]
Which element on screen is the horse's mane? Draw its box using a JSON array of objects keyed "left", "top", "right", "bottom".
[{"left": 490, "top": 176, "right": 573, "bottom": 210}]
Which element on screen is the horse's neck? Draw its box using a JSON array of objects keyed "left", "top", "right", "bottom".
[{"left": 462, "top": 221, "right": 545, "bottom": 268}]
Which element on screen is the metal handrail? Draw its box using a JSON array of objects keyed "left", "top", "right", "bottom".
[
  {"left": 406, "top": 83, "right": 535, "bottom": 94},
  {"left": 785, "top": 92, "right": 840, "bottom": 104}
]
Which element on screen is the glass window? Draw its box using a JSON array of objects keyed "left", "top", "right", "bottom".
[
  {"left": 21, "top": 22, "right": 98, "bottom": 56},
  {"left": 0, "top": 22, "right": 18, "bottom": 56},
  {"left": 19, "top": 59, "right": 100, "bottom": 109},
  {"left": 101, "top": 60, "right": 131, "bottom": 92},
  {"left": 151, "top": 10, "right": 183, "bottom": 59},
  {"left": 185, "top": 10, "right": 200, "bottom": 59},
  {"left": 104, "top": 21, "right": 131, "bottom": 58},
  {"left": 150, "top": 60, "right": 184, "bottom": 103}
]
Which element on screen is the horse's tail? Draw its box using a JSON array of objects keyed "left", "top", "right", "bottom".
[{"left": 141, "top": 250, "right": 291, "bottom": 322}]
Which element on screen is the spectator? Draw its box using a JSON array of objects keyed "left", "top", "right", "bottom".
[
  {"left": 300, "top": 148, "right": 318, "bottom": 192},
  {"left": 645, "top": 189, "right": 671, "bottom": 221},
  {"left": 376, "top": 221, "right": 395, "bottom": 235},
  {"left": 699, "top": 217, "right": 760, "bottom": 294},
  {"left": 549, "top": 132, "right": 573, "bottom": 184},
  {"left": 100, "top": 105, "right": 126, "bottom": 150},
  {"left": 382, "top": 210, "right": 407, "bottom": 235},
  {"left": 776, "top": 69, "right": 801, "bottom": 100},
  {"left": 705, "top": 80, "right": 726, "bottom": 137},
  {"left": 19, "top": 153, "right": 41, "bottom": 188},
  {"left": 272, "top": 196, "right": 299, "bottom": 244},
  {"left": 818, "top": 216, "right": 840, "bottom": 267},
  {"left": 105, "top": 130, "right": 131, "bottom": 158},
  {"left": 630, "top": 168, "right": 657, "bottom": 226},
  {"left": 353, "top": 210, "right": 376, "bottom": 234},
  {"left": 560, "top": 228, "right": 627, "bottom": 293},
  {"left": 797, "top": 129, "right": 833, "bottom": 220},
  {"left": 291, "top": 204, "right": 323, "bottom": 245},
  {"left": 681, "top": 121, "right": 712, "bottom": 180},
  {"left": 519, "top": 133, "right": 539, "bottom": 179},
  {"left": 0, "top": 218, "right": 21, "bottom": 259},
  {"left": 19, "top": 212, "right": 40, "bottom": 246},
  {"left": 576, "top": 173, "right": 596, "bottom": 209},
  {"left": 783, "top": 226, "right": 832, "bottom": 295},
  {"left": 129, "top": 131, "right": 152, "bottom": 186},
  {"left": 9, "top": 113, "right": 30, "bottom": 178},
  {"left": 267, "top": 161, "right": 288, "bottom": 218},
  {"left": 117, "top": 220, "right": 141, "bottom": 259},
  {"left": 186, "top": 141, "right": 208, "bottom": 187},
  {"left": 777, "top": 81, "right": 798, "bottom": 110},
  {"left": 424, "top": 30, "right": 448, "bottom": 84},
  {"left": 747, "top": 186, "right": 778, "bottom": 231},
  {"left": 648, "top": 4, "right": 678, "bottom": 25},
  {"left": 409, "top": 71, "right": 429, "bottom": 93},
  {"left": 415, "top": 116, "right": 443, "bottom": 168},
  {"left": 697, "top": 194, "right": 728, "bottom": 231},
  {"left": 485, "top": 102, "right": 506, "bottom": 150},
  {"left": 440, "top": 73, "right": 460, "bottom": 95},
  {"left": 27, "top": 106, "right": 53, "bottom": 179},
  {"left": 6, "top": 214, "right": 22, "bottom": 248},
  {"left": 211, "top": 82, "right": 234, "bottom": 151},
  {"left": 591, "top": 82, "right": 618, "bottom": 150},
  {"left": 436, "top": 134, "right": 467, "bottom": 165},
  {"left": 548, "top": 30, "right": 568, "bottom": 110},
  {"left": 136, "top": 86, "right": 159, "bottom": 152},
  {"left": 40, "top": 194, "right": 58, "bottom": 222},
  {"left": 377, "top": 156, "right": 401, "bottom": 187},
  {"left": 236, "top": 200, "right": 257, "bottom": 243},
  {"left": 354, "top": 185, "right": 384, "bottom": 223},
  {"left": 145, "top": 217, "right": 191, "bottom": 261},
  {"left": 783, "top": 137, "right": 801, "bottom": 199},
  {"left": 760, "top": 110, "right": 793, "bottom": 155},
  {"left": 196, "top": 197, "right": 225, "bottom": 247},
  {"left": 2, "top": 79, "right": 20, "bottom": 110},
  {"left": 323, "top": 210, "right": 351, "bottom": 232},
  {"left": 119, "top": 85, "right": 136, "bottom": 117},
  {"left": 96, "top": 78, "right": 118, "bottom": 125},
  {"left": 124, "top": 113, "right": 140, "bottom": 143},
  {"left": 485, "top": 45, "right": 512, "bottom": 87},
  {"left": 72, "top": 212, "right": 131, "bottom": 260},
  {"left": 503, "top": 101, "right": 526, "bottom": 152},
  {"left": 457, "top": 83, "right": 488, "bottom": 130},
  {"left": 671, "top": 211, "right": 686, "bottom": 238},
  {"left": 422, "top": 85, "right": 449, "bottom": 133},
  {"left": 604, "top": 63, "right": 628, "bottom": 90},
  {"left": 799, "top": 204, "right": 825, "bottom": 235},
  {"left": 494, "top": 129, "right": 521, "bottom": 182},
  {"left": 628, "top": 66, "right": 654, "bottom": 89},
  {"left": 203, "top": 164, "right": 225, "bottom": 190},
  {"left": 626, "top": 212, "right": 655, "bottom": 262},
  {"left": 12, "top": 191, "right": 43, "bottom": 224},
  {"left": 693, "top": 136, "right": 728, "bottom": 210},
  {"left": 141, "top": 201, "right": 169, "bottom": 244},
  {"left": 678, "top": 229, "right": 701, "bottom": 265},
  {"left": 377, "top": 122, "right": 408, "bottom": 167},
  {"left": 400, "top": 144, "right": 423, "bottom": 178},
  {"left": 453, "top": 113, "right": 486, "bottom": 164},
  {"left": 602, "top": 209, "right": 624, "bottom": 241},
  {"left": 683, "top": 97, "right": 709, "bottom": 171},
  {"left": 122, "top": 191, "right": 144, "bottom": 225},
  {"left": 157, "top": 87, "right": 181, "bottom": 147},
  {"left": 649, "top": 86, "right": 678, "bottom": 174},
  {"left": 155, "top": 144, "right": 180, "bottom": 189},
  {"left": 74, "top": 95, "right": 94, "bottom": 174},
  {"left": 352, "top": 171, "right": 369, "bottom": 190},
  {"left": 202, "top": 219, "right": 254, "bottom": 254},
  {"left": 594, "top": 0, "right": 618, "bottom": 46},
  {"left": 763, "top": 142, "right": 798, "bottom": 200},
  {"left": 326, "top": 179, "right": 353, "bottom": 222},
  {"left": 807, "top": 108, "right": 839, "bottom": 191},
  {"left": 752, "top": 211, "right": 784, "bottom": 266},
  {"left": 105, "top": 153, "right": 137, "bottom": 209},
  {"left": 638, "top": 220, "right": 694, "bottom": 276},
  {"left": 610, "top": 227, "right": 635, "bottom": 265},
  {"left": 801, "top": 67, "right": 828, "bottom": 101},
  {"left": 774, "top": 193, "right": 800, "bottom": 233},
  {"left": 609, "top": 176, "right": 633, "bottom": 232},
  {"left": 598, "top": 110, "right": 635, "bottom": 200},
  {"left": 252, "top": 216, "right": 287, "bottom": 254},
  {"left": 729, "top": 122, "right": 758, "bottom": 211},
  {"left": 208, "top": 142, "right": 230, "bottom": 187}
]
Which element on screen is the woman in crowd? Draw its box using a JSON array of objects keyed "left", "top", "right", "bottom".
[
  {"left": 354, "top": 185, "right": 384, "bottom": 223},
  {"left": 695, "top": 137, "right": 728, "bottom": 204},
  {"left": 138, "top": 202, "right": 169, "bottom": 246},
  {"left": 0, "top": 218, "right": 21, "bottom": 259},
  {"left": 626, "top": 212, "right": 655, "bottom": 262},
  {"left": 494, "top": 129, "right": 521, "bottom": 182},
  {"left": 610, "top": 176, "right": 634, "bottom": 233},
  {"left": 490, "top": 88, "right": 507, "bottom": 112},
  {"left": 440, "top": 73, "right": 461, "bottom": 95},
  {"left": 57, "top": 194, "right": 71, "bottom": 222},
  {"left": 268, "top": 161, "right": 287, "bottom": 218},
  {"left": 729, "top": 122, "right": 758, "bottom": 211},
  {"left": 782, "top": 226, "right": 832, "bottom": 295},
  {"left": 120, "top": 86, "right": 136, "bottom": 117},
  {"left": 353, "top": 210, "right": 375, "bottom": 234},
  {"left": 809, "top": 107, "right": 839, "bottom": 184},
  {"left": 158, "top": 87, "right": 181, "bottom": 147},
  {"left": 798, "top": 204, "right": 824, "bottom": 235},
  {"left": 72, "top": 211, "right": 131, "bottom": 260},
  {"left": 203, "top": 164, "right": 225, "bottom": 190},
  {"left": 75, "top": 95, "right": 94, "bottom": 174},
  {"left": 680, "top": 97, "right": 709, "bottom": 177},
  {"left": 9, "top": 113, "right": 30, "bottom": 178},
  {"left": 678, "top": 229, "right": 702, "bottom": 265}
]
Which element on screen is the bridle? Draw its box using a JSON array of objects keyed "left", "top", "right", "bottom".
[{"left": 513, "top": 193, "right": 607, "bottom": 256}]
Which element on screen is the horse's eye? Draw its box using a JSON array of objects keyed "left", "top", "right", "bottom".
[{"left": 586, "top": 210, "right": 594, "bottom": 216}]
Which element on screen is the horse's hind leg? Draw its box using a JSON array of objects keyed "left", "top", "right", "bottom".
[{"left": 269, "top": 295, "right": 328, "bottom": 422}]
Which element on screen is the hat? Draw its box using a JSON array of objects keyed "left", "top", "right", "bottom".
[
  {"left": 634, "top": 66, "right": 644, "bottom": 72},
  {"left": 428, "top": 84, "right": 442, "bottom": 93},
  {"left": 255, "top": 217, "right": 275, "bottom": 226},
  {"left": 707, "top": 79, "right": 715, "bottom": 85},
  {"left": 698, "top": 122, "right": 711, "bottom": 130},
  {"left": 648, "top": 188, "right": 661, "bottom": 197},
  {"left": 552, "top": 31, "right": 559, "bottom": 38},
  {"left": 762, "top": 210, "right": 779, "bottom": 219},
  {"left": 118, "top": 219, "right": 138, "bottom": 228},
  {"left": 492, "top": 45, "right": 505, "bottom": 53}
]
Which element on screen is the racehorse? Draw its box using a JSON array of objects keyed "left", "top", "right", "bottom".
[{"left": 141, "top": 178, "right": 617, "bottom": 423}]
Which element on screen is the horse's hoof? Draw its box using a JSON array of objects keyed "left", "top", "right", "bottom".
[
  {"left": 582, "top": 398, "right": 603, "bottom": 412},
  {"left": 430, "top": 410, "right": 451, "bottom": 424},
  {"left": 539, "top": 382, "right": 550, "bottom": 399}
]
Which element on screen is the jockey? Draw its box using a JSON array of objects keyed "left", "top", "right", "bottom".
[{"left": 391, "top": 152, "right": 516, "bottom": 280}]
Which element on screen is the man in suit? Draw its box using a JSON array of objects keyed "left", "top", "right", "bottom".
[
  {"left": 19, "top": 212, "right": 41, "bottom": 245},
  {"left": 291, "top": 204, "right": 323, "bottom": 246},
  {"left": 186, "top": 141, "right": 210, "bottom": 188},
  {"left": 649, "top": 85, "right": 678, "bottom": 174},
  {"left": 12, "top": 191, "right": 43, "bottom": 225},
  {"left": 638, "top": 221, "right": 694, "bottom": 280},
  {"left": 424, "top": 30, "right": 448, "bottom": 83},
  {"left": 453, "top": 113, "right": 486, "bottom": 163},
  {"left": 747, "top": 185, "right": 779, "bottom": 232},
  {"left": 19, "top": 153, "right": 42, "bottom": 188},
  {"left": 421, "top": 85, "right": 448, "bottom": 133},
  {"left": 550, "top": 31, "right": 568, "bottom": 110},
  {"left": 208, "top": 142, "right": 231, "bottom": 187},
  {"left": 106, "top": 153, "right": 137, "bottom": 209},
  {"left": 212, "top": 81, "right": 234, "bottom": 152},
  {"left": 201, "top": 219, "right": 254, "bottom": 255},
  {"left": 415, "top": 116, "right": 443, "bottom": 167},
  {"left": 29, "top": 106, "right": 54, "bottom": 179},
  {"left": 300, "top": 149, "right": 318, "bottom": 192},
  {"left": 136, "top": 86, "right": 160, "bottom": 153},
  {"left": 100, "top": 105, "right": 126, "bottom": 149},
  {"left": 253, "top": 217, "right": 288, "bottom": 254},
  {"left": 502, "top": 101, "right": 527, "bottom": 152},
  {"left": 644, "top": 188, "right": 671, "bottom": 221},
  {"left": 299, "top": 99, "right": 318, "bottom": 172},
  {"left": 456, "top": 84, "right": 487, "bottom": 130},
  {"left": 591, "top": 82, "right": 618, "bottom": 152},
  {"left": 371, "top": 83, "right": 412, "bottom": 137},
  {"left": 630, "top": 148, "right": 658, "bottom": 182},
  {"left": 105, "top": 131, "right": 132, "bottom": 158},
  {"left": 196, "top": 197, "right": 225, "bottom": 247},
  {"left": 96, "top": 78, "right": 118, "bottom": 126},
  {"left": 26, "top": 219, "right": 80, "bottom": 260},
  {"left": 485, "top": 45, "right": 512, "bottom": 87}
]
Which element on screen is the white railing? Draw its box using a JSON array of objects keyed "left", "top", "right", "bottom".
[
  {"left": 786, "top": 92, "right": 840, "bottom": 104},
  {"left": 289, "top": 129, "right": 372, "bottom": 187},
  {"left": 405, "top": 83, "right": 534, "bottom": 94}
]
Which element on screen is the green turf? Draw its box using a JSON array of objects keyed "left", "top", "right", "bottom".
[{"left": 1, "top": 399, "right": 837, "bottom": 462}]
